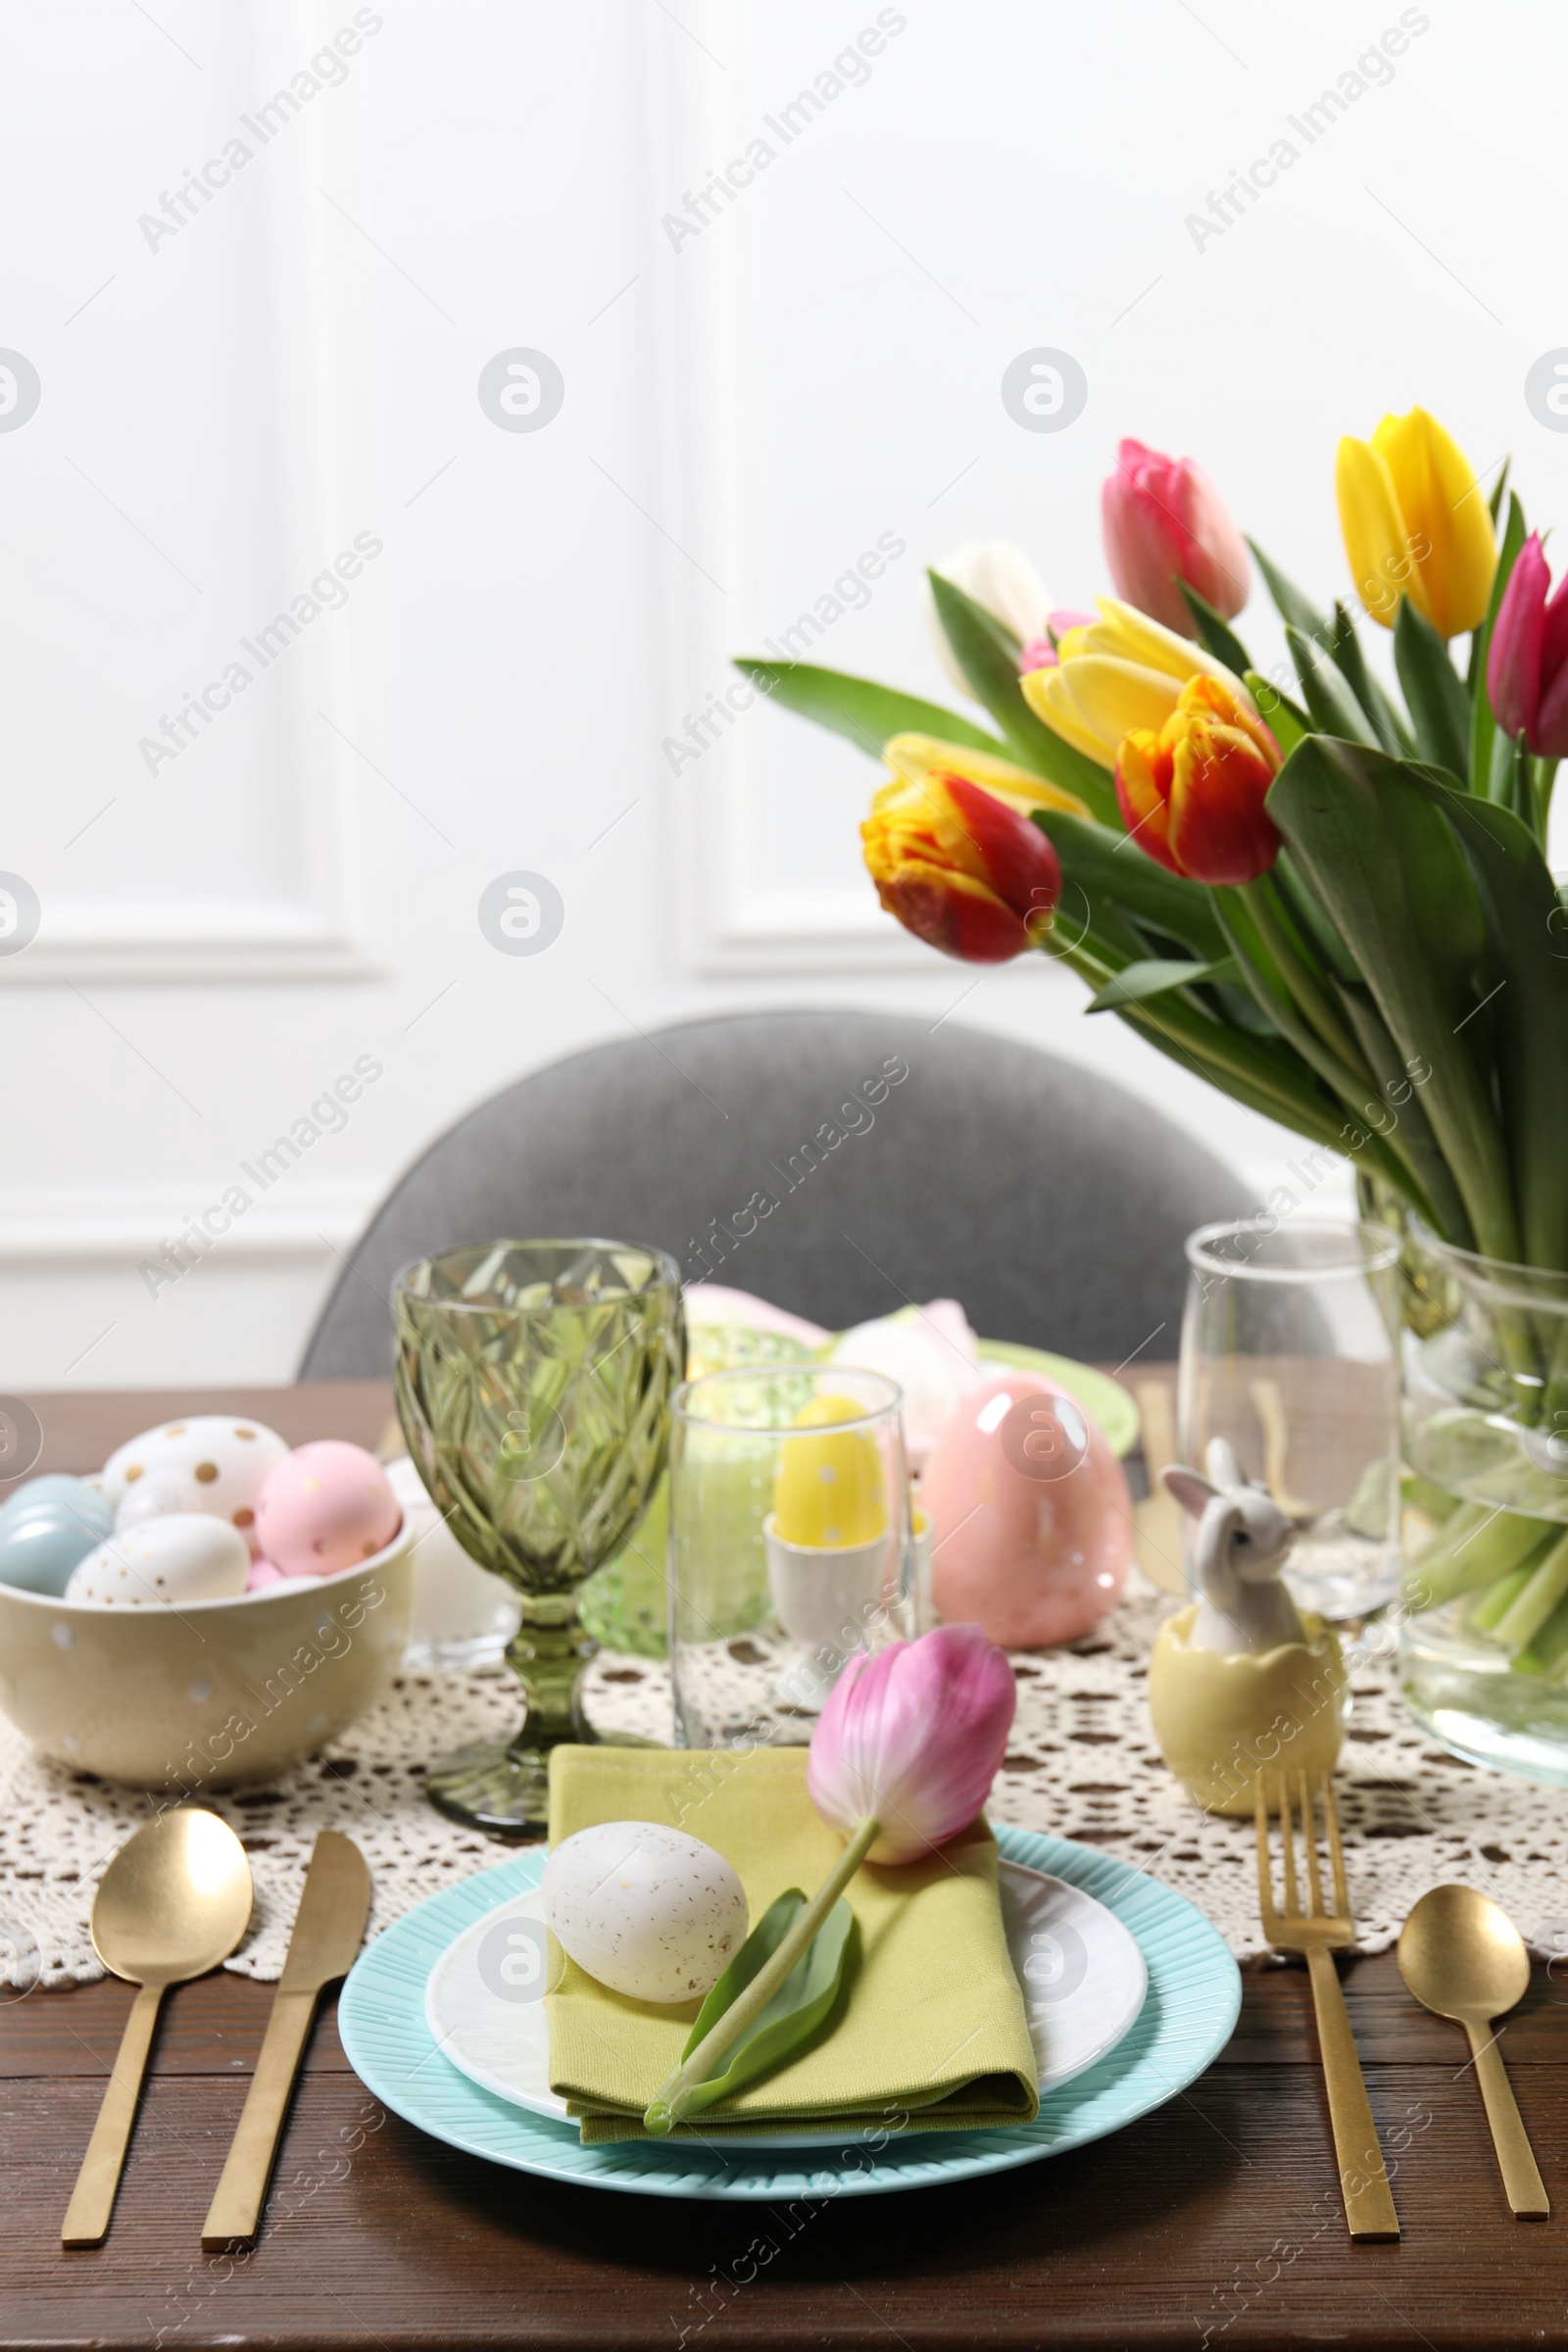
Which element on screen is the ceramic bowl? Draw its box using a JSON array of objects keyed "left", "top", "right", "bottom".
[{"left": 0, "top": 1517, "right": 414, "bottom": 1790}]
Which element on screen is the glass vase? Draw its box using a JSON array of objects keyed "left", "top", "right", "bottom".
[
  {"left": 393, "top": 1239, "right": 684, "bottom": 1833},
  {"left": 1399, "top": 1224, "right": 1568, "bottom": 1785}
]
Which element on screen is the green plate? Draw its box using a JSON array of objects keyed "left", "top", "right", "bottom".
[
  {"left": 338, "top": 1825, "right": 1239, "bottom": 2202},
  {"left": 973, "top": 1341, "right": 1140, "bottom": 1458}
]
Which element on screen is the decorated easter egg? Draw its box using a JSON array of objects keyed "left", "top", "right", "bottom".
[
  {"left": 542, "top": 1821, "right": 749, "bottom": 2003},
  {"left": 773, "top": 1395, "right": 888, "bottom": 1548},
  {"left": 100, "top": 1417, "right": 289, "bottom": 1554},
  {"left": 0, "top": 1472, "right": 102, "bottom": 1531},
  {"left": 66, "top": 1514, "right": 251, "bottom": 1606},
  {"left": 0, "top": 1478, "right": 114, "bottom": 1594},
  {"left": 245, "top": 1556, "right": 285, "bottom": 1591},
  {"left": 254, "top": 1441, "right": 400, "bottom": 1578},
  {"left": 920, "top": 1370, "right": 1133, "bottom": 1647}
]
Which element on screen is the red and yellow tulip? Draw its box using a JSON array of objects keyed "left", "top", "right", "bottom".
[
  {"left": 1020, "top": 597, "right": 1243, "bottom": 768},
  {"left": 861, "top": 738, "right": 1076, "bottom": 961},
  {"left": 1114, "top": 672, "right": 1283, "bottom": 885}
]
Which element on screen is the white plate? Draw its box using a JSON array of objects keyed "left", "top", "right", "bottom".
[{"left": 422, "top": 1856, "right": 1148, "bottom": 2150}]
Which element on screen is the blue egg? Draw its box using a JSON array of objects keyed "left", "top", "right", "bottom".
[
  {"left": 0, "top": 1480, "right": 115, "bottom": 1594},
  {"left": 0, "top": 1472, "right": 100, "bottom": 1535}
]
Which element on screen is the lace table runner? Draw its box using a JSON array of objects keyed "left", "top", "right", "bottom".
[{"left": 2, "top": 1578, "right": 1565, "bottom": 1990}]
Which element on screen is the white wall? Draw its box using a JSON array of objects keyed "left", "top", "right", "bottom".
[{"left": 4, "top": 0, "right": 1560, "bottom": 1388}]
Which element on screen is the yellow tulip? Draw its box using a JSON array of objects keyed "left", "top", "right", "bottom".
[
  {"left": 1335, "top": 406, "right": 1495, "bottom": 638},
  {"left": 1020, "top": 596, "right": 1245, "bottom": 769}
]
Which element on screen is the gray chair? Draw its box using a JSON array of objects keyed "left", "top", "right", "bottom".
[{"left": 300, "top": 1009, "right": 1250, "bottom": 1378}]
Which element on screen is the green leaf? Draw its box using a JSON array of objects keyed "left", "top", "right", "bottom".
[
  {"left": 1408, "top": 782, "right": 1568, "bottom": 1270},
  {"left": 1394, "top": 598, "right": 1472, "bottom": 783},
  {"left": 1470, "top": 489, "right": 1528, "bottom": 804},
  {"left": 1177, "top": 582, "right": 1252, "bottom": 675},
  {"left": 733, "top": 660, "right": 1004, "bottom": 762},
  {"left": 1267, "top": 735, "right": 1519, "bottom": 1259},
  {"left": 1244, "top": 672, "right": 1311, "bottom": 757},
  {"left": 1285, "top": 625, "right": 1379, "bottom": 747},
  {"left": 1325, "top": 604, "right": 1413, "bottom": 758},
  {"left": 1030, "top": 807, "right": 1228, "bottom": 962},
  {"left": 1489, "top": 459, "right": 1511, "bottom": 529},
  {"left": 676, "top": 1889, "right": 854, "bottom": 2120},
  {"left": 1087, "top": 956, "right": 1238, "bottom": 1012},
  {"left": 1248, "top": 538, "right": 1333, "bottom": 644},
  {"left": 927, "top": 573, "right": 1121, "bottom": 825}
]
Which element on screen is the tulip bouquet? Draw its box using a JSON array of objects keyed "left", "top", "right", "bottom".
[{"left": 739, "top": 410, "right": 1568, "bottom": 1289}]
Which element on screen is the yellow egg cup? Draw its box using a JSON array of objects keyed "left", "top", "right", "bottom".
[{"left": 1148, "top": 1601, "right": 1347, "bottom": 1816}]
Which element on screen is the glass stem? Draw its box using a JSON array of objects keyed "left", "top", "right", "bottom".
[{"left": 506, "top": 1592, "right": 597, "bottom": 1752}]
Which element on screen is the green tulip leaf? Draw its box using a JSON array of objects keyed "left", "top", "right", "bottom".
[
  {"left": 927, "top": 573, "right": 1121, "bottom": 825},
  {"left": 1176, "top": 582, "right": 1252, "bottom": 675},
  {"left": 1248, "top": 538, "right": 1333, "bottom": 645},
  {"left": 674, "top": 1889, "right": 855, "bottom": 2121},
  {"left": 1245, "top": 672, "right": 1311, "bottom": 757},
  {"left": 1489, "top": 460, "right": 1511, "bottom": 529},
  {"left": 1470, "top": 489, "right": 1528, "bottom": 808},
  {"left": 1285, "top": 625, "right": 1380, "bottom": 748},
  {"left": 1087, "top": 956, "right": 1239, "bottom": 1012},
  {"left": 1403, "top": 779, "right": 1568, "bottom": 1270},
  {"left": 1326, "top": 604, "right": 1414, "bottom": 758},
  {"left": 733, "top": 660, "right": 1005, "bottom": 762},
  {"left": 1394, "top": 598, "right": 1472, "bottom": 783},
  {"left": 1267, "top": 734, "right": 1519, "bottom": 1259},
  {"left": 1030, "top": 807, "right": 1228, "bottom": 961}
]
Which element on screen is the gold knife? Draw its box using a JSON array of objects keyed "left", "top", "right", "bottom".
[{"left": 201, "top": 1831, "right": 371, "bottom": 2248}]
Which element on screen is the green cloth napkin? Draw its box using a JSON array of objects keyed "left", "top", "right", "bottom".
[{"left": 544, "top": 1745, "right": 1038, "bottom": 2144}]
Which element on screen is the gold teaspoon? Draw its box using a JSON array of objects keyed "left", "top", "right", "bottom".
[
  {"left": 62, "top": 1809, "right": 253, "bottom": 2247},
  {"left": 1397, "top": 1884, "right": 1548, "bottom": 2220}
]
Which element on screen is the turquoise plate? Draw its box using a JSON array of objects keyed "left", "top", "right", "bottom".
[{"left": 337, "top": 1827, "right": 1238, "bottom": 2201}]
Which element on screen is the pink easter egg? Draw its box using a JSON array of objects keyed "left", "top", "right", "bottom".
[
  {"left": 245, "top": 1556, "right": 285, "bottom": 1591},
  {"left": 920, "top": 1370, "right": 1132, "bottom": 1647},
  {"left": 254, "top": 1440, "right": 401, "bottom": 1578}
]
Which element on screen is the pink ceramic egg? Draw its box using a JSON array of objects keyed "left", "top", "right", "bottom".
[
  {"left": 254, "top": 1441, "right": 400, "bottom": 1579},
  {"left": 245, "top": 1555, "right": 285, "bottom": 1591},
  {"left": 920, "top": 1370, "right": 1132, "bottom": 1646}
]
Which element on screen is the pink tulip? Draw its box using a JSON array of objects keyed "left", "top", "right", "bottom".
[
  {"left": 647, "top": 1625, "right": 1015, "bottom": 2129},
  {"left": 1487, "top": 531, "right": 1568, "bottom": 759},
  {"left": 1102, "top": 438, "right": 1250, "bottom": 637},
  {"left": 808, "top": 1624, "right": 1017, "bottom": 1864},
  {"left": 1018, "top": 609, "right": 1098, "bottom": 675}
]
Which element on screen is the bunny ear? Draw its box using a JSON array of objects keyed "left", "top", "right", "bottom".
[
  {"left": 1203, "top": 1437, "right": 1245, "bottom": 1490},
  {"left": 1162, "top": 1465, "right": 1216, "bottom": 1521}
]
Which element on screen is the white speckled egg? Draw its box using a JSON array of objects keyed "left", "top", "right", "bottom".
[
  {"left": 542, "top": 1822, "right": 749, "bottom": 2004},
  {"left": 65, "top": 1514, "right": 251, "bottom": 1606},
  {"left": 101, "top": 1417, "right": 289, "bottom": 1554}
]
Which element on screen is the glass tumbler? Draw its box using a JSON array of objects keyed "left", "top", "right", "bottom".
[
  {"left": 668, "top": 1364, "right": 912, "bottom": 1748},
  {"left": 1177, "top": 1218, "right": 1401, "bottom": 1629},
  {"left": 394, "top": 1239, "right": 684, "bottom": 1834}
]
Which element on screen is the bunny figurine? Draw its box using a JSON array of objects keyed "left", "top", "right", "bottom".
[
  {"left": 1163, "top": 1438, "right": 1306, "bottom": 1657},
  {"left": 1148, "top": 1438, "right": 1347, "bottom": 1815}
]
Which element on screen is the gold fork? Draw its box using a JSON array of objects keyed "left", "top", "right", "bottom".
[{"left": 1254, "top": 1769, "right": 1399, "bottom": 2240}]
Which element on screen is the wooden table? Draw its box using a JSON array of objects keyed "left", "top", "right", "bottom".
[{"left": 3, "top": 1385, "right": 1566, "bottom": 2351}]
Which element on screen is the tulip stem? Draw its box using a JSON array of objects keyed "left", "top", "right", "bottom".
[{"left": 644, "top": 1816, "right": 881, "bottom": 2134}]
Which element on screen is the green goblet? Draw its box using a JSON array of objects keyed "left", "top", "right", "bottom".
[{"left": 393, "top": 1239, "right": 685, "bottom": 1835}]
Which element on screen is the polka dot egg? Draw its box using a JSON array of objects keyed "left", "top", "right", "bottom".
[
  {"left": 254, "top": 1441, "right": 400, "bottom": 1578},
  {"left": 65, "top": 1514, "right": 251, "bottom": 1605},
  {"left": 100, "top": 1417, "right": 289, "bottom": 1557}
]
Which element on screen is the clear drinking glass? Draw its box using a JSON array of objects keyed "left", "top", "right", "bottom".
[
  {"left": 668, "top": 1365, "right": 912, "bottom": 1748},
  {"left": 1177, "top": 1219, "right": 1401, "bottom": 1629},
  {"left": 393, "top": 1239, "right": 684, "bottom": 1833}
]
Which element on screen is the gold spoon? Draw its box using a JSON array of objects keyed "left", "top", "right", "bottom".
[
  {"left": 62, "top": 1809, "right": 253, "bottom": 2248},
  {"left": 1397, "top": 1884, "right": 1548, "bottom": 2220}
]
